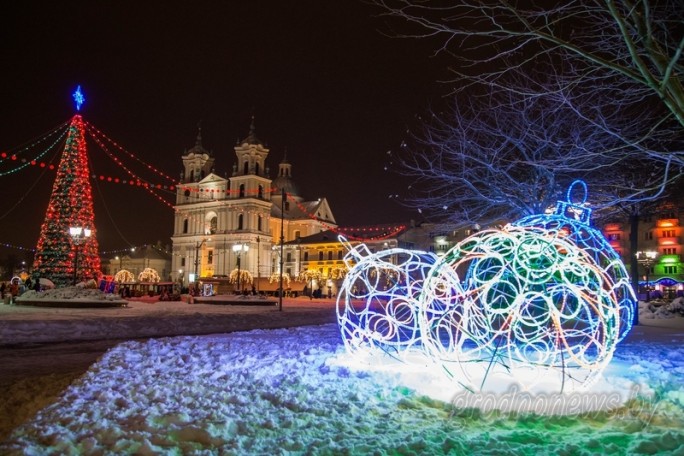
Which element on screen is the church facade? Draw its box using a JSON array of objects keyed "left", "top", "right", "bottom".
[{"left": 170, "top": 121, "right": 337, "bottom": 290}]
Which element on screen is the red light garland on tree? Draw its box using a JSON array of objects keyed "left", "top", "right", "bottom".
[{"left": 32, "top": 114, "right": 101, "bottom": 286}]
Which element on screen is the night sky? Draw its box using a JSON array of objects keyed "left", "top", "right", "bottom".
[{"left": 0, "top": 1, "right": 449, "bottom": 260}]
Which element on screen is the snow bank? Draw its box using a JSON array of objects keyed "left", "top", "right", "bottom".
[
  {"left": 639, "top": 298, "right": 684, "bottom": 320},
  {"left": 2, "top": 324, "right": 684, "bottom": 455}
]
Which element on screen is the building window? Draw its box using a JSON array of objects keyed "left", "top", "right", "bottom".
[
  {"left": 607, "top": 233, "right": 621, "bottom": 241},
  {"left": 286, "top": 252, "right": 292, "bottom": 262},
  {"left": 285, "top": 201, "right": 290, "bottom": 211},
  {"left": 243, "top": 161, "right": 249, "bottom": 174},
  {"left": 183, "top": 219, "right": 189, "bottom": 234},
  {"left": 319, "top": 251, "right": 324, "bottom": 261},
  {"left": 239, "top": 184, "right": 245, "bottom": 198},
  {"left": 258, "top": 215, "right": 262, "bottom": 231},
  {"left": 664, "top": 247, "right": 678, "bottom": 255},
  {"left": 304, "top": 252, "right": 309, "bottom": 261},
  {"left": 645, "top": 232, "right": 653, "bottom": 240},
  {"left": 663, "top": 229, "right": 676, "bottom": 238},
  {"left": 664, "top": 265, "right": 678, "bottom": 275},
  {"left": 184, "top": 190, "right": 190, "bottom": 202},
  {"left": 181, "top": 258, "right": 185, "bottom": 267},
  {"left": 258, "top": 185, "right": 264, "bottom": 199},
  {"left": 238, "top": 214, "right": 244, "bottom": 230},
  {"left": 207, "top": 250, "right": 213, "bottom": 265},
  {"left": 328, "top": 251, "right": 333, "bottom": 261},
  {"left": 210, "top": 216, "right": 217, "bottom": 234}
]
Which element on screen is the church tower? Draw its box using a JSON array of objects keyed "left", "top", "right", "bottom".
[{"left": 180, "top": 126, "right": 214, "bottom": 184}]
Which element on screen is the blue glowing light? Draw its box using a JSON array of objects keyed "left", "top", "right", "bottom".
[{"left": 73, "top": 85, "right": 85, "bottom": 111}]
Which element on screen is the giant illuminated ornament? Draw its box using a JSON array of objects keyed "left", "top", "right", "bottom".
[
  {"left": 336, "top": 238, "right": 441, "bottom": 358},
  {"left": 337, "top": 181, "right": 636, "bottom": 393}
]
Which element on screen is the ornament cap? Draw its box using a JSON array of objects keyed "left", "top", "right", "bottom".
[{"left": 554, "top": 180, "right": 592, "bottom": 224}]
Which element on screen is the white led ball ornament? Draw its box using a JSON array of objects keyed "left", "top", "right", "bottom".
[{"left": 336, "top": 240, "right": 442, "bottom": 360}]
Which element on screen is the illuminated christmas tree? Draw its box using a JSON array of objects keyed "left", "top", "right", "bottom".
[{"left": 32, "top": 87, "right": 101, "bottom": 286}]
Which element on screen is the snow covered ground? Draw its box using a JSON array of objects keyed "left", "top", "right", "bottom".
[{"left": 1, "top": 310, "right": 684, "bottom": 454}]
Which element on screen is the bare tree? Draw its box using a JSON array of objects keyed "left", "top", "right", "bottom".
[
  {"left": 393, "top": 82, "right": 675, "bottom": 228},
  {"left": 374, "top": 0, "right": 684, "bottom": 129}
]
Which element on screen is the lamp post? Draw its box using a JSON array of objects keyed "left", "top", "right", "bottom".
[
  {"left": 233, "top": 243, "right": 249, "bottom": 293},
  {"left": 279, "top": 188, "right": 285, "bottom": 311},
  {"left": 69, "top": 226, "right": 91, "bottom": 285},
  {"left": 636, "top": 250, "right": 658, "bottom": 303},
  {"left": 256, "top": 236, "right": 260, "bottom": 294},
  {"left": 194, "top": 239, "right": 208, "bottom": 284}
]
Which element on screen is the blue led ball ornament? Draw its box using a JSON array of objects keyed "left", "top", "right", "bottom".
[
  {"left": 514, "top": 180, "right": 635, "bottom": 342},
  {"left": 418, "top": 181, "right": 636, "bottom": 392}
]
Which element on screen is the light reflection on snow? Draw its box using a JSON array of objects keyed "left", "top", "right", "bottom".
[{"left": 1, "top": 324, "right": 684, "bottom": 455}]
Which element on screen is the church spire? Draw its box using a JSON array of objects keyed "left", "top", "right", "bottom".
[
  {"left": 241, "top": 115, "right": 262, "bottom": 145},
  {"left": 195, "top": 120, "right": 203, "bottom": 148}
]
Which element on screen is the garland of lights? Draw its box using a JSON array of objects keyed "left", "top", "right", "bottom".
[
  {"left": 336, "top": 182, "right": 636, "bottom": 393},
  {"left": 0, "top": 124, "right": 68, "bottom": 177}
]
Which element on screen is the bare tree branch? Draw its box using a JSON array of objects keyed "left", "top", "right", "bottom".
[
  {"left": 374, "top": 0, "right": 684, "bottom": 128},
  {"left": 391, "top": 79, "right": 678, "bottom": 227}
]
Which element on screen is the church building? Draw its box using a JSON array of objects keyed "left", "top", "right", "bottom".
[{"left": 170, "top": 120, "right": 337, "bottom": 291}]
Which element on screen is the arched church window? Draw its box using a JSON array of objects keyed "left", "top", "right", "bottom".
[
  {"left": 255, "top": 163, "right": 260, "bottom": 176},
  {"left": 258, "top": 185, "right": 264, "bottom": 199},
  {"left": 243, "top": 161, "right": 249, "bottom": 175},
  {"left": 239, "top": 184, "right": 245, "bottom": 198},
  {"left": 258, "top": 215, "right": 263, "bottom": 231},
  {"left": 210, "top": 216, "right": 217, "bottom": 234},
  {"left": 238, "top": 214, "right": 244, "bottom": 230},
  {"left": 189, "top": 170, "right": 194, "bottom": 182}
]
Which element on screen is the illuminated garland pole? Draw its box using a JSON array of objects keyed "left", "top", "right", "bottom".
[
  {"left": 279, "top": 188, "right": 286, "bottom": 311},
  {"left": 32, "top": 87, "right": 101, "bottom": 287}
]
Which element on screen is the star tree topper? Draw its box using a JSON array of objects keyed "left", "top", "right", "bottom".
[{"left": 73, "top": 85, "right": 85, "bottom": 111}]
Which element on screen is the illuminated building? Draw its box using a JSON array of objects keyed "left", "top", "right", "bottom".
[{"left": 170, "top": 120, "right": 336, "bottom": 291}]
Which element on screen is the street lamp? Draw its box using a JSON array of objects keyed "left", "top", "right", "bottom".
[
  {"left": 233, "top": 243, "right": 249, "bottom": 293},
  {"left": 69, "top": 226, "right": 91, "bottom": 285},
  {"left": 636, "top": 250, "right": 658, "bottom": 303},
  {"left": 256, "top": 236, "right": 260, "bottom": 294},
  {"left": 194, "top": 239, "right": 209, "bottom": 284}
]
